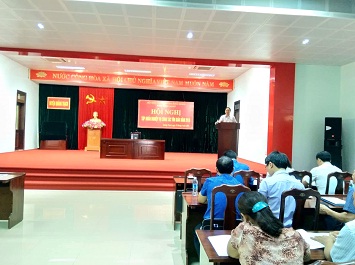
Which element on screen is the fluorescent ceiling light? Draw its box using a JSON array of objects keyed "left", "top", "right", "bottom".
[
  {"left": 124, "top": 69, "right": 151, "bottom": 74},
  {"left": 69, "top": 0, "right": 154, "bottom": 5},
  {"left": 189, "top": 73, "right": 215, "bottom": 77},
  {"left": 56, "top": 65, "right": 85, "bottom": 70}
]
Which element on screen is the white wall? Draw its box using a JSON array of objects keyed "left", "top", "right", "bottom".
[
  {"left": 227, "top": 67, "right": 270, "bottom": 164},
  {"left": 340, "top": 62, "right": 355, "bottom": 172},
  {"left": 293, "top": 64, "right": 341, "bottom": 171},
  {"left": 0, "top": 55, "right": 39, "bottom": 153},
  {"left": 229, "top": 64, "right": 345, "bottom": 170}
]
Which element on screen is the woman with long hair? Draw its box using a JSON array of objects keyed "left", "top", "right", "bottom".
[{"left": 227, "top": 191, "right": 311, "bottom": 265}]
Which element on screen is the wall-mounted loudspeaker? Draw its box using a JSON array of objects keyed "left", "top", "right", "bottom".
[{"left": 324, "top": 117, "right": 342, "bottom": 168}]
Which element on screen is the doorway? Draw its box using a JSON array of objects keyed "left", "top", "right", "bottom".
[
  {"left": 234, "top": 100, "right": 240, "bottom": 155},
  {"left": 15, "top": 91, "right": 26, "bottom": 150},
  {"left": 234, "top": 100, "right": 240, "bottom": 122}
]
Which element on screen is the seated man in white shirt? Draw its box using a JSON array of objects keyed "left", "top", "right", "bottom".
[
  {"left": 302, "top": 151, "right": 342, "bottom": 194},
  {"left": 215, "top": 107, "right": 237, "bottom": 124}
]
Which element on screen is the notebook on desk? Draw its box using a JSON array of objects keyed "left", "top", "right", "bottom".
[
  {"left": 321, "top": 196, "right": 346, "bottom": 206},
  {"left": 296, "top": 229, "right": 327, "bottom": 249}
]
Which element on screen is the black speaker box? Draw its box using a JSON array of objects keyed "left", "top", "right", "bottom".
[
  {"left": 324, "top": 139, "right": 342, "bottom": 148},
  {"left": 330, "top": 157, "right": 342, "bottom": 169},
  {"left": 324, "top": 117, "right": 342, "bottom": 140},
  {"left": 324, "top": 140, "right": 342, "bottom": 168}
]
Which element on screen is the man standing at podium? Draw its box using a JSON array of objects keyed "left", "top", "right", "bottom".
[{"left": 215, "top": 107, "right": 237, "bottom": 124}]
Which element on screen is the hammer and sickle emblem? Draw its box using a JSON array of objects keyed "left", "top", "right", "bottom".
[{"left": 85, "top": 94, "right": 96, "bottom": 104}]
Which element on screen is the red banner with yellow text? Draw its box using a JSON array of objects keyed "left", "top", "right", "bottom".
[
  {"left": 30, "top": 70, "right": 233, "bottom": 91},
  {"left": 138, "top": 100, "right": 194, "bottom": 130},
  {"left": 47, "top": 97, "right": 71, "bottom": 110}
]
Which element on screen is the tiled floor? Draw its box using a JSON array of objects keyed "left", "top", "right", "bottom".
[{"left": 0, "top": 190, "right": 186, "bottom": 265}]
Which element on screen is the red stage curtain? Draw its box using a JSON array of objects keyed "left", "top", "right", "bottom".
[{"left": 78, "top": 87, "right": 114, "bottom": 150}]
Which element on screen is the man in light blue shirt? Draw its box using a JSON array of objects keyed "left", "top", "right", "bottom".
[
  {"left": 258, "top": 151, "right": 305, "bottom": 227},
  {"left": 313, "top": 219, "right": 355, "bottom": 262},
  {"left": 329, "top": 219, "right": 355, "bottom": 262}
]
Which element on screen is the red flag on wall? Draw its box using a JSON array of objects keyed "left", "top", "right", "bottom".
[{"left": 78, "top": 87, "right": 114, "bottom": 150}]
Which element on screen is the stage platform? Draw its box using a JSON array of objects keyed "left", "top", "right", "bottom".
[{"left": 0, "top": 150, "right": 264, "bottom": 191}]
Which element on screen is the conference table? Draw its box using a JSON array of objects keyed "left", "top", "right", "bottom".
[
  {"left": 181, "top": 192, "right": 207, "bottom": 265},
  {"left": 0, "top": 172, "right": 25, "bottom": 228},
  {"left": 173, "top": 176, "right": 209, "bottom": 230},
  {"left": 196, "top": 229, "right": 326, "bottom": 265},
  {"left": 173, "top": 176, "right": 189, "bottom": 230},
  {"left": 100, "top": 138, "right": 165, "bottom": 159}
]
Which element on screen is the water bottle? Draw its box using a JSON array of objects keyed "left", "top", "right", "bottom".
[{"left": 192, "top": 177, "right": 198, "bottom": 196}]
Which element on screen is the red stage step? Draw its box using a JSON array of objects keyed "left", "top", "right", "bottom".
[{"left": 0, "top": 150, "right": 264, "bottom": 191}]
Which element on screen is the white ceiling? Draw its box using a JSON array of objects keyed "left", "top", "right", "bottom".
[{"left": 1, "top": 0, "right": 355, "bottom": 91}]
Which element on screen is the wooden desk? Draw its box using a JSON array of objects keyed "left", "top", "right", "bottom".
[
  {"left": 196, "top": 229, "right": 326, "bottom": 265},
  {"left": 100, "top": 138, "right": 165, "bottom": 160},
  {"left": 173, "top": 176, "right": 208, "bottom": 230},
  {"left": 0, "top": 172, "right": 25, "bottom": 228},
  {"left": 173, "top": 176, "right": 188, "bottom": 230},
  {"left": 197, "top": 230, "right": 238, "bottom": 265},
  {"left": 181, "top": 192, "right": 207, "bottom": 265}
]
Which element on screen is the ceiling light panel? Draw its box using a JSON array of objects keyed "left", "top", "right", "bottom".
[{"left": 124, "top": 69, "right": 152, "bottom": 73}]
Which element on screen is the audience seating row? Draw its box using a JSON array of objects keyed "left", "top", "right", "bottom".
[
  {"left": 181, "top": 168, "right": 353, "bottom": 264},
  {"left": 181, "top": 168, "right": 350, "bottom": 232},
  {"left": 207, "top": 184, "right": 322, "bottom": 231},
  {"left": 289, "top": 170, "right": 352, "bottom": 195}
]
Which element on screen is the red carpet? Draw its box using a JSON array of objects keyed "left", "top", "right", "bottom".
[{"left": 0, "top": 150, "right": 265, "bottom": 191}]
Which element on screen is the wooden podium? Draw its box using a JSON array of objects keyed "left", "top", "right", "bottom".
[
  {"left": 85, "top": 128, "right": 101, "bottom": 151},
  {"left": 215, "top": 122, "right": 240, "bottom": 158}
]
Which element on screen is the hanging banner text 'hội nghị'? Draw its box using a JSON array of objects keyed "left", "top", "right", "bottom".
[{"left": 138, "top": 100, "right": 194, "bottom": 130}]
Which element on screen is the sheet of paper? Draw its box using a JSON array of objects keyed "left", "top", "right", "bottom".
[
  {"left": 296, "top": 229, "right": 328, "bottom": 249},
  {"left": 321, "top": 196, "right": 346, "bottom": 206},
  {"left": 208, "top": 235, "right": 231, "bottom": 256}
]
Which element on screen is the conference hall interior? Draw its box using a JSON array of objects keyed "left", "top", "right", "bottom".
[{"left": 1, "top": 0, "right": 355, "bottom": 265}]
